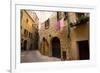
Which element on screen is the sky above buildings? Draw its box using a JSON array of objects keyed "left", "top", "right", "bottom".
[
  {"left": 35, "top": 11, "right": 53, "bottom": 23},
  {"left": 34, "top": 11, "right": 53, "bottom": 29}
]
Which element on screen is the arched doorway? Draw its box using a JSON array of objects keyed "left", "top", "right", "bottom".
[
  {"left": 23, "top": 40, "right": 27, "bottom": 50},
  {"left": 51, "top": 37, "right": 61, "bottom": 58},
  {"left": 41, "top": 37, "right": 49, "bottom": 55}
]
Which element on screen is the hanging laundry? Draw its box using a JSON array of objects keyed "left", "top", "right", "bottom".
[
  {"left": 55, "top": 20, "right": 60, "bottom": 31},
  {"left": 55, "top": 18, "right": 64, "bottom": 31}
]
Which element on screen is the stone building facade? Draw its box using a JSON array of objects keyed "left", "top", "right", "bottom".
[
  {"left": 39, "top": 11, "right": 89, "bottom": 60},
  {"left": 39, "top": 12, "right": 70, "bottom": 60},
  {"left": 68, "top": 12, "right": 89, "bottom": 60},
  {"left": 21, "top": 10, "right": 39, "bottom": 51}
]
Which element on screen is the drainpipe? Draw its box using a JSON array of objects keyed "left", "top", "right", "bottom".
[{"left": 66, "top": 13, "right": 72, "bottom": 60}]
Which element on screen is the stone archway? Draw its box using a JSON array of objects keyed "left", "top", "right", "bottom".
[
  {"left": 51, "top": 37, "right": 61, "bottom": 58},
  {"left": 41, "top": 37, "right": 49, "bottom": 55}
]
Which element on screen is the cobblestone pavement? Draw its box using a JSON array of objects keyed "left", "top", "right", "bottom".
[{"left": 21, "top": 50, "right": 61, "bottom": 63}]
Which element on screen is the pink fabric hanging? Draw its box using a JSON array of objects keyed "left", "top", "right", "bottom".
[
  {"left": 55, "top": 20, "right": 60, "bottom": 31},
  {"left": 55, "top": 19, "right": 64, "bottom": 31}
]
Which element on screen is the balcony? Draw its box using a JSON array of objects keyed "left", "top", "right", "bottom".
[{"left": 70, "top": 15, "right": 89, "bottom": 27}]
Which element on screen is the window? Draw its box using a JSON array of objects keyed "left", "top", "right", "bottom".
[
  {"left": 29, "top": 32, "right": 32, "bottom": 39},
  {"left": 30, "top": 33, "right": 32, "bottom": 39},
  {"left": 64, "top": 12, "right": 68, "bottom": 20},
  {"left": 57, "top": 12, "right": 60, "bottom": 20},
  {"left": 57, "top": 12, "right": 62, "bottom": 20},
  {"left": 26, "top": 18, "right": 29, "bottom": 23},
  {"left": 28, "top": 32, "right": 32, "bottom": 39},
  {"left": 45, "top": 19, "right": 49, "bottom": 29},
  {"left": 24, "top": 29, "right": 28, "bottom": 37}
]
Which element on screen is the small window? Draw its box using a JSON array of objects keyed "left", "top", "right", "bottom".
[
  {"left": 24, "top": 29, "right": 28, "bottom": 37},
  {"left": 29, "top": 32, "right": 31, "bottom": 38},
  {"left": 29, "top": 32, "right": 32, "bottom": 39},
  {"left": 24, "top": 29, "right": 26, "bottom": 34},
  {"left": 57, "top": 12, "right": 60, "bottom": 20},
  {"left": 30, "top": 33, "right": 31, "bottom": 38},
  {"left": 26, "top": 18, "right": 29, "bottom": 23},
  {"left": 45, "top": 19, "right": 49, "bottom": 29},
  {"left": 64, "top": 12, "right": 68, "bottom": 20},
  {"left": 57, "top": 12, "right": 63, "bottom": 20}
]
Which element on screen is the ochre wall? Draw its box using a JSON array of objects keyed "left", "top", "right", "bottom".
[{"left": 21, "top": 10, "right": 38, "bottom": 50}]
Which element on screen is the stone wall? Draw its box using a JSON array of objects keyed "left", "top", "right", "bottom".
[{"left": 21, "top": 10, "right": 39, "bottom": 51}]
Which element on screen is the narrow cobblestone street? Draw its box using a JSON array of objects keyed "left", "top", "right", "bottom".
[
  {"left": 21, "top": 10, "right": 90, "bottom": 62},
  {"left": 21, "top": 50, "right": 61, "bottom": 63}
]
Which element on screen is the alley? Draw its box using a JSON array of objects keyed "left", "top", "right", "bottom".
[
  {"left": 21, "top": 50, "right": 61, "bottom": 63},
  {"left": 21, "top": 10, "right": 90, "bottom": 63}
]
